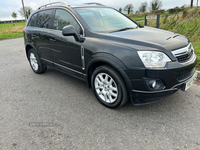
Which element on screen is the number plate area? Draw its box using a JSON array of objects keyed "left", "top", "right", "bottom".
[{"left": 183, "top": 72, "right": 197, "bottom": 91}]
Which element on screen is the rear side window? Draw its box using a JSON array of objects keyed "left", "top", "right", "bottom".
[
  {"left": 54, "top": 9, "right": 81, "bottom": 34},
  {"left": 28, "top": 13, "right": 37, "bottom": 27},
  {"left": 37, "top": 9, "right": 53, "bottom": 29}
]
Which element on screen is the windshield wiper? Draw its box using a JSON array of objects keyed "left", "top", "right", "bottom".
[{"left": 110, "top": 27, "right": 135, "bottom": 33}]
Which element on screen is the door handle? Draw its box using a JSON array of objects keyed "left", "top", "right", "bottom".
[{"left": 50, "top": 38, "right": 56, "bottom": 43}]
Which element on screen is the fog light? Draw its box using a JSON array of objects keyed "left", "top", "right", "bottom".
[
  {"left": 150, "top": 80, "right": 156, "bottom": 89},
  {"left": 144, "top": 78, "right": 165, "bottom": 90}
]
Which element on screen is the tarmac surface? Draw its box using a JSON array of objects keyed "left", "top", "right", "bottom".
[{"left": 0, "top": 38, "right": 200, "bottom": 150}]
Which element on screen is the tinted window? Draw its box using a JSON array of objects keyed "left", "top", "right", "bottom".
[
  {"left": 37, "top": 10, "right": 53, "bottom": 29},
  {"left": 28, "top": 13, "right": 37, "bottom": 27},
  {"left": 54, "top": 9, "right": 81, "bottom": 34}
]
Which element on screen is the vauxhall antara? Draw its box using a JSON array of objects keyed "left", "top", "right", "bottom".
[{"left": 23, "top": 2, "right": 197, "bottom": 108}]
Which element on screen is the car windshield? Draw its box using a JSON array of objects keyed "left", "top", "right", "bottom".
[{"left": 75, "top": 7, "right": 138, "bottom": 33}]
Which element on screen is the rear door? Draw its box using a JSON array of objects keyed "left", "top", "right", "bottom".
[
  {"left": 26, "top": 13, "right": 40, "bottom": 53},
  {"left": 35, "top": 9, "right": 55, "bottom": 64}
]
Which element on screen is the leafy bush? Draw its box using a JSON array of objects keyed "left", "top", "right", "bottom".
[
  {"left": 151, "top": 9, "right": 165, "bottom": 14},
  {"left": 168, "top": 7, "right": 185, "bottom": 14}
]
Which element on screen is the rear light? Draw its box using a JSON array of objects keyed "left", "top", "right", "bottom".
[{"left": 23, "top": 27, "right": 26, "bottom": 35}]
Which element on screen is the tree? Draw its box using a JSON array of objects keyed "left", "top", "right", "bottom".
[
  {"left": 19, "top": 6, "right": 33, "bottom": 19},
  {"left": 149, "top": 0, "right": 162, "bottom": 11},
  {"left": 21, "top": 0, "right": 26, "bottom": 21},
  {"left": 181, "top": 4, "right": 188, "bottom": 9},
  {"left": 135, "top": 11, "right": 140, "bottom": 14},
  {"left": 139, "top": 2, "right": 148, "bottom": 13},
  {"left": 11, "top": 12, "right": 17, "bottom": 20},
  {"left": 124, "top": 4, "right": 134, "bottom": 14},
  {"left": 119, "top": 7, "right": 122, "bottom": 12},
  {"left": 191, "top": 0, "right": 194, "bottom": 7},
  {"left": 26, "top": 9, "right": 31, "bottom": 19}
]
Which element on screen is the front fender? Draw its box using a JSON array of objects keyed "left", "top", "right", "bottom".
[{"left": 86, "top": 53, "right": 133, "bottom": 92}]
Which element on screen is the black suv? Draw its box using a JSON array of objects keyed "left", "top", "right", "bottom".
[{"left": 23, "top": 2, "right": 197, "bottom": 108}]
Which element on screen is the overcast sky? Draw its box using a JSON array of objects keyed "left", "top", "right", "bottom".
[{"left": 0, "top": 0, "right": 196, "bottom": 21}]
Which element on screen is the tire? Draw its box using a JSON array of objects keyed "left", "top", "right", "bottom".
[
  {"left": 91, "top": 65, "right": 129, "bottom": 109},
  {"left": 28, "top": 49, "right": 47, "bottom": 74}
]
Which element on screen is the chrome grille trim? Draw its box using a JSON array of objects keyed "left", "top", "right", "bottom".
[
  {"left": 172, "top": 43, "right": 196, "bottom": 64},
  {"left": 172, "top": 43, "right": 192, "bottom": 56}
]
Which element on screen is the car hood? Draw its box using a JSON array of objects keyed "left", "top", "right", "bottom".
[{"left": 97, "top": 27, "right": 189, "bottom": 52}]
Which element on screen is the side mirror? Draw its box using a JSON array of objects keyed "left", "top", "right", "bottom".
[{"left": 62, "top": 25, "right": 84, "bottom": 42}]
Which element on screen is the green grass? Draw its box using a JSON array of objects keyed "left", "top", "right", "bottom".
[
  {"left": 0, "top": 33, "right": 23, "bottom": 39},
  {"left": 192, "top": 39, "right": 200, "bottom": 70},
  {"left": 130, "top": 16, "right": 145, "bottom": 21},
  {"left": 0, "top": 22, "right": 26, "bottom": 39},
  {"left": 128, "top": 11, "right": 182, "bottom": 21},
  {"left": 0, "top": 22, "right": 25, "bottom": 28},
  {"left": 137, "top": 22, "right": 144, "bottom": 25}
]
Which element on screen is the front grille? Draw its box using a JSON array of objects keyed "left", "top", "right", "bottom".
[
  {"left": 172, "top": 43, "right": 194, "bottom": 63},
  {"left": 176, "top": 50, "right": 193, "bottom": 63},
  {"left": 175, "top": 68, "right": 195, "bottom": 81}
]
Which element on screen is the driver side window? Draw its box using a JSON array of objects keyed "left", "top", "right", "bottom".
[{"left": 54, "top": 9, "right": 81, "bottom": 34}]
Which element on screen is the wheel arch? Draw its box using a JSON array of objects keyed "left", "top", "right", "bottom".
[
  {"left": 25, "top": 43, "right": 37, "bottom": 60},
  {"left": 86, "top": 53, "right": 133, "bottom": 94}
]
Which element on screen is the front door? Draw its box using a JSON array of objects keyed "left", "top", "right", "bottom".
[{"left": 51, "top": 9, "right": 84, "bottom": 73}]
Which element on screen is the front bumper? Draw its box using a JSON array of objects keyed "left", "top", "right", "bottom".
[
  {"left": 126, "top": 57, "right": 197, "bottom": 105},
  {"left": 131, "top": 82, "right": 184, "bottom": 105}
]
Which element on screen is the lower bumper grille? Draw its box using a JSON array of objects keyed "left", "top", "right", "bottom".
[{"left": 175, "top": 68, "right": 195, "bottom": 81}]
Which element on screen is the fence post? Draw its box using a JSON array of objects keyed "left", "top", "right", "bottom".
[
  {"left": 157, "top": 14, "right": 160, "bottom": 28},
  {"left": 145, "top": 15, "right": 147, "bottom": 26}
]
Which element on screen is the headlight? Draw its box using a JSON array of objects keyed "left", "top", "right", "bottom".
[{"left": 137, "top": 51, "right": 171, "bottom": 68}]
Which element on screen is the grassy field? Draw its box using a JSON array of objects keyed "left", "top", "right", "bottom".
[
  {"left": 131, "top": 8, "right": 200, "bottom": 70},
  {"left": 128, "top": 11, "right": 173, "bottom": 21},
  {"left": 0, "top": 22, "right": 26, "bottom": 39}
]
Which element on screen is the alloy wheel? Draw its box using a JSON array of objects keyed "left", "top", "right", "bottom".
[{"left": 94, "top": 73, "right": 118, "bottom": 103}]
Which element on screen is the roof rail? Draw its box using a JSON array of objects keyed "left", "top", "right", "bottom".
[
  {"left": 84, "top": 3, "right": 104, "bottom": 6},
  {"left": 38, "top": 1, "right": 69, "bottom": 10}
]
